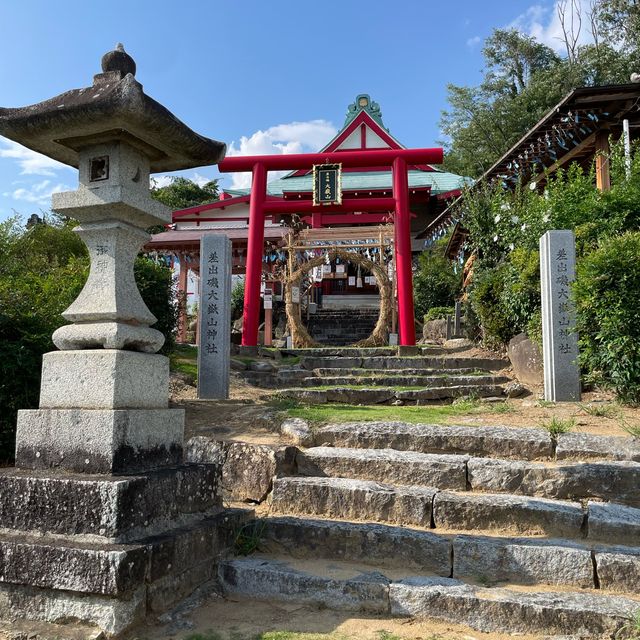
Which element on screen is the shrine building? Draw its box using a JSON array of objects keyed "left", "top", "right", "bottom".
[{"left": 147, "top": 94, "right": 467, "bottom": 346}]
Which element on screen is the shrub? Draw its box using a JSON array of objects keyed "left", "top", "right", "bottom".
[
  {"left": 574, "top": 231, "right": 640, "bottom": 404},
  {"left": 413, "top": 238, "right": 461, "bottom": 321},
  {"left": 424, "top": 306, "right": 455, "bottom": 322},
  {"left": 231, "top": 278, "right": 245, "bottom": 320}
]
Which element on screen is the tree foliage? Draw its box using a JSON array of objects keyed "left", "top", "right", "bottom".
[
  {"left": 150, "top": 177, "right": 219, "bottom": 210},
  {"left": 441, "top": 5, "right": 640, "bottom": 178}
]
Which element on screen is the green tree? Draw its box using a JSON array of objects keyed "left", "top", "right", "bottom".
[
  {"left": 150, "top": 176, "right": 219, "bottom": 210},
  {"left": 413, "top": 238, "right": 461, "bottom": 321}
]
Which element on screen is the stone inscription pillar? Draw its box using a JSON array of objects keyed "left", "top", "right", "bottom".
[
  {"left": 540, "top": 230, "right": 581, "bottom": 402},
  {"left": 197, "top": 235, "right": 231, "bottom": 399}
]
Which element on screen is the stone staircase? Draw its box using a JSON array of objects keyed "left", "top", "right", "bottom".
[
  {"left": 213, "top": 422, "right": 640, "bottom": 637},
  {"left": 271, "top": 348, "right": 513, "bottom": 404},
  {"left": 306, "top": 309, "right": 379, "bottom": 346}
]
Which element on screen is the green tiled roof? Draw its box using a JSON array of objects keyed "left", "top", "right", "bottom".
[{"left": 225, "top": 170, "right": 468, "bottom": 198}]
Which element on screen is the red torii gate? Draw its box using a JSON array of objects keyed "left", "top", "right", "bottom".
[{"left": 218, "top": 147, "right": 444, "bottom": 348}]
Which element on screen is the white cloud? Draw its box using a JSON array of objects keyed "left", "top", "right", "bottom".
[
  {"left": 3, "top": 179, "right": 72, "bottom": 206},
  {"left": 467, "top": 35, "right": 481, "bottom": 48},
  {"left": 0, "top": 137, "right": 71, "bottom": 176},
  {"left": 226, "top": 119, "right": 337, "bottom": 189},
  {"left": 511, "top": 0, "right": 594, "bottom": 53}
]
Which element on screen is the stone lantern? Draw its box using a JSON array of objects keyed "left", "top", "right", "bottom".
[{"left": 0, "top": 45, "right": 243, "bottom": 636}]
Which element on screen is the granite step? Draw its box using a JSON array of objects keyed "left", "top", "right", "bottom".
[
  {"left": 276, "top": 383, "right": 507, "bottom": 405},
  {"left": 300, "top": 355, "right": 509, "bottom": 371},
  {"left": 297, "top": 374, "right": 511, "bottom": 388},
  {"left": 258, "top": 516, "right": 640, "bottom": 593},
  {"left": 312, "top": 366, "right": 491, "bottom": 377},
  {"left": 219, "top": 556, "right": 638, "bottom": 637},
  {"left": 296, "top": 447, "right": 640, "bottom": 507},
  {"left": 312, "top": 422, "right": 555, "bottom": 460},
  {"left": 270, "top": 476, "right": 589, "bottom": 538}
]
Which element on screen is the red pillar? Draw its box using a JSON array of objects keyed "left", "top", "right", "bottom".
[
  {"left": 393, "top": 157, "right": 416, "bottom": 346},
  {"left": 177, "top": 252, "right": 188, "bottom": 343},
  {"left": 241, "top": 163, "right": 267, "bottom": 347}
]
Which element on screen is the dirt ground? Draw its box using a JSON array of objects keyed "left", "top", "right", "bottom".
[{"left": 131, "top": 593, "right": 545, "bottom": 640}]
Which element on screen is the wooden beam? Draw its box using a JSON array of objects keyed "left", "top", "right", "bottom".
[
  {"left": 595, "top": 130, "right": 611, "bottom": 191},
  {"left": 538, "top": 132, "right": 596, "bottom": 177}
]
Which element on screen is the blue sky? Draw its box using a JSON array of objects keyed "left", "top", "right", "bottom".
[{"left": 0, "top": 0, "right": 590, "bottom": 221}]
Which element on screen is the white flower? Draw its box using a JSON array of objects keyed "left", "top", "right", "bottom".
[
  {"left": 509, "top": 243, "right": 515, "bottom": 251},
  {"left": 529, "top": 181, "right": 537, "bottom": 190},
  {"left": 511, "top": 215, "right": 520, "bottom": 224},
  {"left": 521, "top": 223, "right": 527, "bottom": 231},
  {"left": 493, "top": 235, "right": 499, "bottom": 242},
  {"left": 500, "top": 203, "right": 511, "bottom": 211},
  {"left": 543, "top": 213, "right": 551, "bottom": 223},
  {"left": 494, "top": 214, "right": 501, "bottom": 223},
  {"left": 543, "top": 190, "right": 549, "bottom": 200}
]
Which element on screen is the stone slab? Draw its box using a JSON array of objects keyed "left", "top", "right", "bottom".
[
  {"left": 271, "top": 476, "right": 436, "bottom": 527},
  {"left": 219, "top": 557, "right": 389, "bottom": 613},
  {"left": 324, "top": 388, "right": 395, "bottom": 404},
  {"left": 197, "top": 234, "right": 231, "bottom": 400},
  {"left": 39, "top": 350, "right": 168, "bottom": 409},
  {"left": 185, "top": 437, "right": 296, "bottom": 503},
  {"left": 452, "top": 535, "right": 593, "bottom": 588},
  {"left": 314, "top": 422, "right": 553, "bottom": 460},
  {"left": 16, "top": 408, "right": 184, "bottom": 474},
  {"left": 0, "top": 583, "right": 145, "bottom": 637},
  {"left": 0, "top": 465, "right": 221, "bottom": 542},
  {"left": 556, "top": 432, "right": 640, "bottom": 462},
  {"left": 540, "top": 230, "right": 581, "bottom": 402},
  {"left": 0, "top": 534, "right": 147, "bottom": 596},
  {"left": 262, "top": 516, "right": 451, "bottom": 576},
  {"left": 297, "top": 447, "right": 468, "bottom": 490},
  {"left": 594, "top": 546, "right": 640, "bottom": 593},
  {"left": 508, "top": 333, "right": 543, "bottom": 387},
  {"left": 280, "top": 417, "right": 313, "bottom": 446},
  {"left": 390, "top": 578, "right": 634, "bottom": 636},
  {"left": 467, "top": 457, "right": 640, "bottom": 506},
  {"left": 398, "top": 385, "right": 505, "bottom": 402},
  {"left": 300, "top": 356, "right": 363, "bottom": 370},
  {"left": 433, "top": 491, "right": 584, "bottom": 537},
  {"left": 588, "top": 501, "right": 640, "bottom": 545}
]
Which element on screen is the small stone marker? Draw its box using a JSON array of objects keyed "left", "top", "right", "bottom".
[
  {"left": 198, "top": 235, "right": 231, "bottom": 399},
  {"left": 540, "top": 230, "right": 581, "bottom": 401}
]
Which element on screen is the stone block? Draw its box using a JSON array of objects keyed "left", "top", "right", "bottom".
[
  {"left": 0, "top": 533, "right": 148, "bottom": 595},
  {"left": 324, "top": 388, "right": 395, "bottom": 404},
  {"left": 556, "top": 432, "right": 640, "bottom": 462},
  {"left": 297, "top": 447, "right": 468, "bottom": 490},
  {"left": 186, "top": 438, "right": 296, "bottom": 503},
  {"left": 588, "top": 501, "right": 640, "bottom": 545},
  {"left": 315, "top": 422, "right": 553, "bottom": 460},
  {"left": 389, "top": 578, "right": 634, "bottom": 636},
  {"left": 452, "top": 535, "right": 593, "bottom": 587},
  {"left": 147, "top": 559, "right": 216, "bottom": 613},
  {"left": 594, "top": 546, "right": 640, "bottom": 593},
  {"left": 508, "top": 333, "right": 543, "bottom": 387},
  {"left": 270, "top": 476, "right": 435, "bottom": 527},
  {"left": 16, "top": 408, "right": 184, "bottom": 474},
  {"left": 39, "top": 350, "right": 168, "bottom": 409},
  {"left": 467, "top": 457, "right": 640, "bottom": 506},
  {"left": 0, "top": 583, "right": 145, "bottom": 637},
  {"left": 219, "top": 557, "right": 389, "bottom": 613},
  {"left": 280, "top": 417, "right": 313, "bottom": 446},
  {"left": 433, "top": 491, "right": 584, "bottom": 537},
  {"left": 0, "top": 465, "right": 221, "bottom": 542},
  {"left": 262, "top": 516, "right": 452, "bottom": 576}
]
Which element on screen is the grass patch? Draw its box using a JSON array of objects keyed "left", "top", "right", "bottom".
[
  {"left": 234, "top": 521, "right": 266, "bottom": 556},
  {"left": 540, "top": 416, "right": 575, "bottom": 437},
  {"left": 536, "top": 399, "right": 556, "bottom": 408},
  {"left": 617, "top": 609, "right": 640, "bottom": 639},
  {"left": 272, "top": 399, "right": 489, "bottom": 425},
  {"left": 577, "top": 402, "right": 621, "bottom": 419},
  {"left": 489, "top": 401, "right": 515, "bottom": 414},
  {"left": 619, "top": 417, "right": 640, "bottom": 439},
  {"left": 170, "top": 344, "right": 198, "bottom": 382}
]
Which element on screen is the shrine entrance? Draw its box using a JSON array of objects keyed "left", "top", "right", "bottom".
[{"left": 217, "top": 146, "right": 443, "bottom": 347}]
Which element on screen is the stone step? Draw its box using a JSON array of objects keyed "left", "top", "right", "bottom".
[
  {"left": 271, "top": 477, "right": 589, "bottom": 538},
  {"left": 276, "top": 383, "right": 507, "bottom": 405},
  {"left": 297, "top": 447, "right": 469, "bottom": 490},
  {"left": 296, "top": 447, "right": 640, "bottom": 507},
  {"left": 314, "top": 421, "right": 640, "bottom": 463},
  {"left": 300, "top": 355, "right": 509, "bottom": 371},
  {"left": 314, "top": 422, "right": 554, "bottom": 460},
  {"left": 219, "top": 556, "right": 638, "bottom": 637},
  {"left": 298, "top": 374, "right": 511, "bottom": 388},
  {"left": 259, "top": 516, "right": 640, "bottom": 594},
  {"left": 312, "top": 366, "right": 491, "bottom": 377}
]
